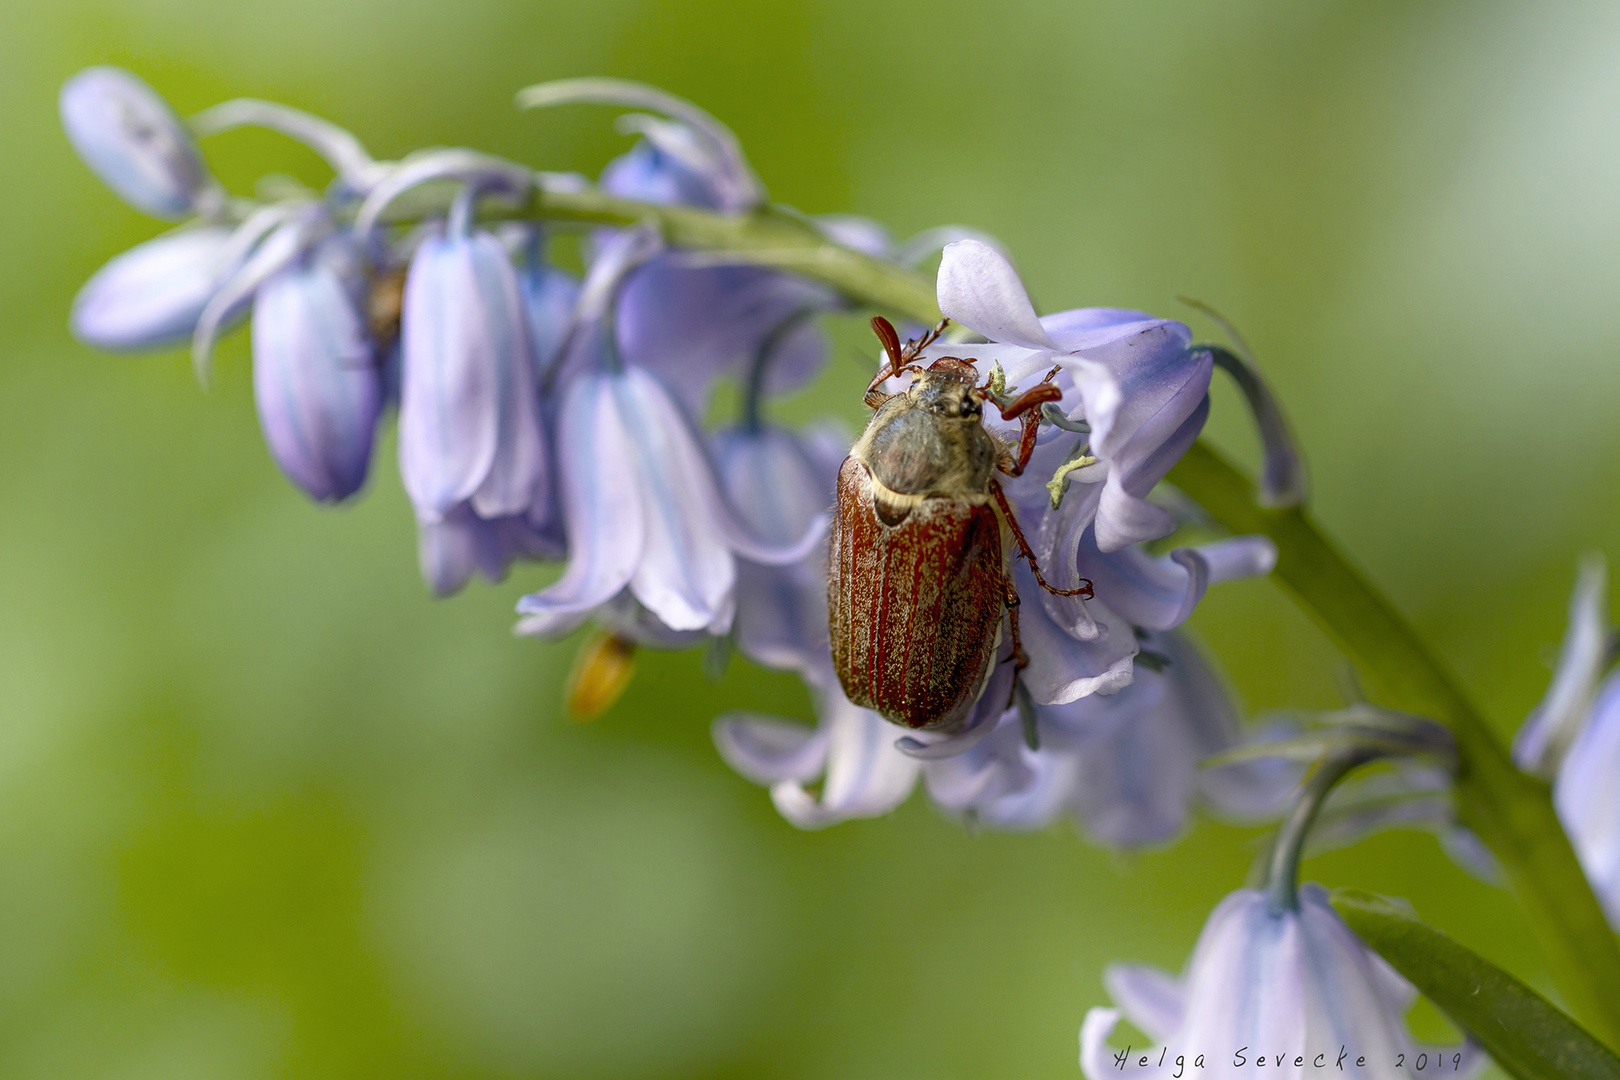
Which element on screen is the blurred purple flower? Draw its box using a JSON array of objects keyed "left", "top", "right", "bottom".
[
  {"left": 60, "top": 66, "right": 220, "bottom": 220},
  {"left": 715, "top": 679, "right": 920, "bottom": 829},
  {"left": 398, "top": 199, "right": 550, "bottom": 593},
  {"left": 251, "top": 233, "right": 382, "bottom": 502},
  {"left": 1514, "top": 557, "right": 1620, "bottom": 926},
  {"left": 925, "top": 629, "right": 1296, "bottom": 845},
  {"left": 1081, "top": 885, "right": 1482, "bottom": 1079},
  {"left": 516, "top": 357, "right": 822, "bottom": 637},
  {"left": 712, "top": 420, "right": 850, "bottom": 675},
  {"left": 71, "top": 225, "right": 238, "bottom": 350}
]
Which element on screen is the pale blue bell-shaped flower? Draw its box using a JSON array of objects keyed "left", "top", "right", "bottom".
[
  {"left": 1509, "top": 556, "right": 1620, "bottom": 924},
  {"left": 715, "top": 676, "right": 921, "bottom": 829},
  {"left": 711, "top": 420, "right": 850, "bottom": 676},
  {"left": 71, "top": 225, "right": 238, "bottom": 349},
  {"left": 596, "top": 124, "right": 838, "bottom": 410},
  {"left": 398, "top": 216, "right": 547, "bottom": 525},
  {"left": 923, "top": 630, "right": 1296, "bottom": 846},
  {"left": 1555, "top": 672, "right": 1620, "bottom": 927},
  {"left": 515, "top": 355, "right": 823, "bottom": 637},
  {"left": 60, "top": 67, "right": 219, "bottom": 220},
  {"left": 929, "top": 239, "right": 1211, "bottom": 553},
  {"left": 250, "top": 234, "right": 382, "bottom": 503},
  {"left": 1081, "top": 885, "right": 1484, "bottom": 1079}
]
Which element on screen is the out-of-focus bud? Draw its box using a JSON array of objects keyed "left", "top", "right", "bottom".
[
  {"left": 60, "top": 67, "right": 217, "bottom": 219},
  {"left": 565, "top": 631, "right": 638, "bottom": 721},
  {"left": 398, "top": 222, "right": 546, "bottom": 523},
  {"left": 250, "top": 236, "right": 382, "bottom": 503},
  {"left": 71, "top": 225, "right": 237, "bottom": 349}
]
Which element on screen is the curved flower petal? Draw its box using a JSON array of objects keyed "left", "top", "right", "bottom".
[
  {"left": 461, "top": 235, "right": 546, "bottom": 521},
  {"left": 1078, "top": 535, "right": 1274, "bottom": 633},
  {"left": 714, "top": 426, "right": 839, "bottom": 673},
  {"left": 399, "top": 231, "right": 511, "bottom": 519},
  {"left": 769, "top": 692, "right": 920, "bottom": 829},
  {"left": 1102, "top": 964, "right": 1186, "bottom": 1043},
  {"left": 937, "top": 239, "right": 1058, "bottom": 351},
  {"left": 60, "top": 67, "right": 215, "bottom": 219},
  {"left": 417, "top": 504, "right": 513, "bottom": 597},
  {"left": 193, "top": 214, "right": 309, "bottom": 381},
  {"left": 1554, "top": 671, "right": 1620, "bottom": 927},
  {"left": 1018, "top": 565, "right": 1137, "bottom": 705},
  {"left": 1515, "top": 554, "right": 1610, "bottom": 778},
  {"left": 712, "top": 714, "right": 829, "bottom": 785},
  {"left": 615, "top": 257, "right": 835, "bottom": 406},
  {"left": 521, "top": 78, "right": 764, "bottom": 211},
  {"left": 1093, "top": 396, "right": 1210, "bottom": 552},
  {"left": 616, "top": 368, "right": 738, "bottom": 632},
  {"left": 1081, "top": 885, "right": 1484, "bottom": 1080},
  {"left": 72, "top": 225, "right": 237, "bottom": 350},
  {"left": 921, "top": 716, "right": 1035, "bottom": 811},
  {"left": 515, "top": 372, "right": 643, "bottom": 635},
  {"left": 250, "top": 237, "right": 381, "bottom": 502}
]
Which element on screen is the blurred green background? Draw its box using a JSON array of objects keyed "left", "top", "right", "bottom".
[{"left": 3, "top": 0, "right": 1619, "bottom": 1075}]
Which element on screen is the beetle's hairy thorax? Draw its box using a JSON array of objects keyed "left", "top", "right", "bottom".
[{"left": 849, "top": 368, "right": 998, "bottom": 525}]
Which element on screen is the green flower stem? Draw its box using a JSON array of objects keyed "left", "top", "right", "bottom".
[
  {"left": 447, "top": 185, "right": 1620, "bottom": 1043},
  {"left": 1166, "top": 441, "right": 1620, "bottom": 1048}
]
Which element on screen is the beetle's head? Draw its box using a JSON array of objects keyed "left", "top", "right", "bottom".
[{"left": 909, "top": 357, "right": 983, "bottom": 420}]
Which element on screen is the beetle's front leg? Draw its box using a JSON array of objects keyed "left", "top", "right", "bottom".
[{"left": 993, "top": 366, "right": 1063, "bottom": 476}]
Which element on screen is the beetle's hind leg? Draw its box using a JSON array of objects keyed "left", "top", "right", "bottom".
[
  {"left": 1000, "top": 573, "right": 1027, "bottom": 707},
  {"left": 989, "top": 480, "right": 1094, "bottom": 600}
]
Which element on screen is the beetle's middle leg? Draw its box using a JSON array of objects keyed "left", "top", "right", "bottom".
[
  {"left": 991, "top": 365, "right": 1064, "bottom": 476},
  {"left": 989, "top": 480, "right": 1094, "bottom": 599}
]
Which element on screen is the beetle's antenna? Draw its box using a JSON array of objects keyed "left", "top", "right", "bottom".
[
  {"left": 900, "top": 317, "right": 950, "bottom": 363},
  {"left": 989, "top": 481, "right": 1094, "bottom": 599},
  {"left": 870, "top": 316, "right": 904, "bottom": 376}
]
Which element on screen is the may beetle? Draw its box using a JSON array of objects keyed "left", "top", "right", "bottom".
[{"left": 828, "top": 317, "right": 1093, "bottom": 730}]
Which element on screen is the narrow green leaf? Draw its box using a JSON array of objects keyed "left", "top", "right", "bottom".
[{"left": 1330, "top": 890, "right": 1620, "bottom": 1080}]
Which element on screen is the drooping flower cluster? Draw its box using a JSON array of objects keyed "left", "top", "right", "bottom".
[
  {"left": 62, "top": 66, "right": 1308, "bottom": 851},
  {"left": 69, "top": 63, "right": 1585, "bottom": 1077}
]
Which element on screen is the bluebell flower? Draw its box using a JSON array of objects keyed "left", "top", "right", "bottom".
[
  {"left": 923, "top": 629, "right": 1296, "bottom": 845},
  {"left": 398, "top": 196, "right": 549, "bottom": 593},
  {"left": 712, "top": 420, "right": 851, "bottom": 675},
  {"left": 250, "top": 233, "right": 382, "bottom": 503},
  {"left": 515, "top": 354, "right": 823, "bottom": 637},
  {"left": 516, "top": 224, "right": 825, "bottom": 637},
  {"left": 929, "top": 239, "right": 1212, "bottom": 553},
  {"left": 1512, "top": 556, "right": 1620, "bottom": 925},
  {"left": 1554, "top": 672, "right": 1620, "bottom": 926},
  {"left": 71, "top": 225, "right": 238, "bottom": 350},
  {"left": 518, "top": 79, "right": 852, "bottom": 410},
  {"left": 1081, "top": 885, "right": 1483, "bottom": 1079},
  {"left": 716, "top": 678, "right": 921, "bottom": 829},
  {"left": 60, "top": 67, "right": 221, "bottom": 220}
]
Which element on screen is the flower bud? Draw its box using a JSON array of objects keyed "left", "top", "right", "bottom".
[
  {"left": 60, "top": 67, "right": 215, "bottom": 219},
  {"left": 398, "top": 226, "right": 546, "bottom": 522},
  {"left": 250, "top": 237, "right": 382, "bottom": 502},
  {"left": 71, "top": 225, "right": 237, "bottom": 350}
]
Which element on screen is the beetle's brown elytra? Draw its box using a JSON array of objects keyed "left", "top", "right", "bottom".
[{"left": 828, "top": 317, "right": 1094, "bottom": 731}]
